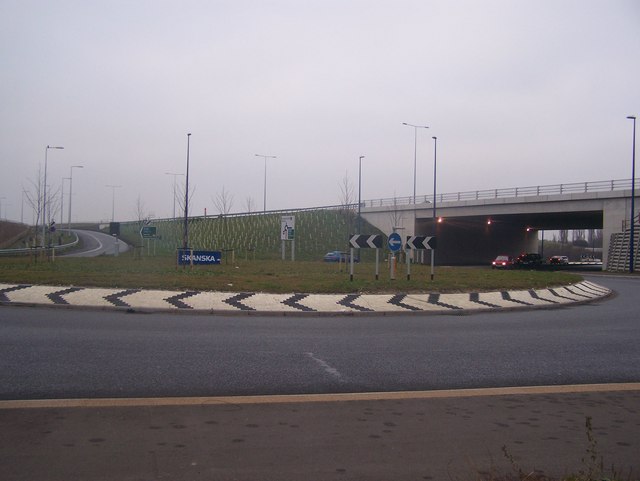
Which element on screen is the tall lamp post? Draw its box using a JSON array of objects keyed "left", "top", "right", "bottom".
[
  {"left": 67, "top": 165, "right": 83, "bottom": 232},
  {"left": 0, "top": 197, "right": 6, "bottom": 219},
  {"left": 42, "top": 145, "right": 64, "bottom": 247},
  {"left": 183, "top": 133, "right": 192, "bottom": 250},
  {"left": 21, "top": 190, "right": 27, "bottom": 224},
  {"left": 105, "top": 185, "right": 122, "bottom": 222},
  {"left": 627, "top": 115, "right": 637, "bottom": 273},
  {"left": 358, "top": 155, "right": 365, "bottom": 234},
  {"left": 255, "top": 154, "right": 277, "bottom": 212},
  {"left": 402, "top": 122, "right": 429, "bottom": 203},
  {"left": 60, "top": 177, "right": 68, "bottom": 230},
  {"left": 431, "top": 136, "right": 438, "bottom": 281},
  {"left": 165, "top": 172, "right": 184, "bottom": 219}
]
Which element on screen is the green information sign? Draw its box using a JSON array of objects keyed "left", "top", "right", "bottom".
[{"left": 140, "top": 226, "right": 157, "bottom": 238}]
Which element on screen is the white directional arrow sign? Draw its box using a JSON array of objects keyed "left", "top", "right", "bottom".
[
  {"left": 349, "top": 234, "right": 383, "bottom": 249},
  {"left": 406, "top": 236, "right": 437, "bottom": 250}
]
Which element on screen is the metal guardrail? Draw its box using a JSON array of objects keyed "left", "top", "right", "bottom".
[
  {"left": 152, "top": 202, "right": 351, "bottom": 223},
  {"left": 0, "top": 232, "right": 79, "bottom": 256},
  {"left": 363, "top": 178, "right": 639, "bottom": 208}
]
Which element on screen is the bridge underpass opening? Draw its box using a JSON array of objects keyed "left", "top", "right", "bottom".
[{"left": 415, "top": 211, "right": 603, "bottom": 266}]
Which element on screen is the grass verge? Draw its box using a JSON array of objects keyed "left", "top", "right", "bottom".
[{"left": 0, "top": 254, "right": 582, "bottom": 294}]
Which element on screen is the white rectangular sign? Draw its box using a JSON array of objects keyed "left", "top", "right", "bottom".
[{"left": 281, "top": 215, "right": 295, "bottom": 240}]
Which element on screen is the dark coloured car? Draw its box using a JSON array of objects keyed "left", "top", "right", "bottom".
[
  {"left": 549, "top": 255, "right": 569, "bottom": 265},
  {"left": 491, "top": 255, "right": 514, "bottom": 269},
  {"left": 514, "top": 253, "right": 543, "bottom": 267},
  {"left": 323, "top": 251, "right": 359, "bottom": 262}
]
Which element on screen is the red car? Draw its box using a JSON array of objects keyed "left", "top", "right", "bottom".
[{"left": 492, "top": 255, "right": 514, "bottom": 269}]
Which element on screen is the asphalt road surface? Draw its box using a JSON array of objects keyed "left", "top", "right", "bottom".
[
  {"left": 1, "top": 274, "right": 638, "bottom": 480},
  {"left": 1, "top": 274, "right": 638, "bottom": 400},
  {"left": 61, "top": 229, "right": 129, "bottom": 257}
]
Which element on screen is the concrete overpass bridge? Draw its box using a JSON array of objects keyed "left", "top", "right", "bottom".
[{"left": 360, "top": 178, "right": 638, "bottom": 268}]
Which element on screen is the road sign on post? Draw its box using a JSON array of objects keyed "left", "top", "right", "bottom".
[
  {"left": 405, "top": 235, "right": 438, "bottom": 281},
  {"left": 280, "top": 216, "right": 295, "bottom": 261},
  {"left": 280, "top": 216, "right": 295, "bottom": 240},
  {"left": 140, "top": 226, "right": 157, "bottom": 238},
  {"left": 387, "top": 233, "right": 403, "bottom": 280},
  {"left": 177, "top": 249, "right": 221, "bottom": 266},
  {"left": 348, "top": 234, "right": 383, "bottom": 281},
  {"left": 406, "top": 236, "right": 437, "bottom": 250},
  {"left": 349, "top": 234, "right": 383, "bottom": 249},
  {"left": 388, "top": 233, "right": 402, "bottom": 252}
]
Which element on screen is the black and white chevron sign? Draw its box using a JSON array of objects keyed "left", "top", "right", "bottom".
[
  {"left": 406, "top": 236, "right": 437, "bottom": 250},
  {"left": 349, "top": 234, "right": 383, "bottom": 249}
]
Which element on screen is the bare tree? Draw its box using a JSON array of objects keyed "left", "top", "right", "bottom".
[
  {"left": 339, "top": 170, "right": 355, "bottom": 209},
  {"left": 23, "top": 166, "right": 44, "bottom": 247},
  {"left": 388, "top": 192, "right": 405, "bottom": 234},
  {"left": 339, "top": 171, "right": 356, "bottom": 238},
  {"left": 45, "top": 185, "right": 62, "bottom": 232},
  {"left": 590, "top": 229, "right": 603, "bottom": 248},
  {"left": 212, "top": 186, "right": 234, "bottom": 215},
  {"left": 559, "top": 229, "right": 569, "bottom": 245},
  {"left": 175, "top": 182, "right": 196, "bottom": 217},
  {"left": 133, "top": 195, "right": 151, "bottom": 228},
  {"left": 244, "top": 196, "right": 255, "bottom": 214}
]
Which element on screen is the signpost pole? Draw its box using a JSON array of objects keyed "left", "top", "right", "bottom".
[
  {"left": 387, "top": 232, "right": 402, "bottom": 280},
  {"left": 375, "top": 249, "right": 379, "bottom": 280},
  {"left": 430, "top": 248, "right": 435, "bottom": 280},
  {"left": 406, "top": 247, "right": 411, "bottom": 280},
  {"left": 390, "top": 255, "right": 396, "bottom": 280},
  {"left": 350, "top": 247, "right": 354, "bottom": 281}
]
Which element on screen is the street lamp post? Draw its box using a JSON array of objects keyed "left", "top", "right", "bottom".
[
  {"left": 165, "top": 172, "right": 184, "bottom": 219},
  {"left": 60, "top": 177, "right": 68, "bottom": 230},
  {"left": 68, "top": 165, "right": 83, "bottom": 232},
  {"left": 255, "top": 154, "right": 277, "bottom": 212},
  {"left": 627, "top": 115, "right": 637, "bottom": 273},
  {"left": 402, "top": 123, "right": 429, "bottom": 204},
  {"left": 431, "top": 136, "right": 438, "bottom": 281},
  {"left": 0, "top": 197, "right": 5, "bottom": 220},
  {"left": 42, "top": 145, "right": 64, "bottom": 247},
  {"left": 21, "top": 190, "right": 27, "bottom": 224},
  {"left": 358, "top": 155, "right": 365, "bottom": 234},
  {"left": 183, "top": 133, "right": 192, "bottom": 250},
  {"left": 105, "top": 185, "right": 122, "bottom": 223}
]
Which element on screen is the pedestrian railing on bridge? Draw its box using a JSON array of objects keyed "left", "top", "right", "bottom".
[{"left": 363, "top": 178, "right": 639, "bottom": 208}]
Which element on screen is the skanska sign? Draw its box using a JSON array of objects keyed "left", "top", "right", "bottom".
[{"left": 177, "top": 249, "right": 222, "bottom": 265}]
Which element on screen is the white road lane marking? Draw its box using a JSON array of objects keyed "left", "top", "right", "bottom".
[{"left": 305, "top": 352, "right": 345, "bottom": 382}]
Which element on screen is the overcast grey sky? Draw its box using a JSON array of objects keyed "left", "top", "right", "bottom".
[{"left": 1, "top": 0, "right": 639, "bottom": 223}]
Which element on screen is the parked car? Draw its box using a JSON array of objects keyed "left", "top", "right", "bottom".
[
  {"left": 491, "top": 255, "right": 514, "bottom": 269},
  {"left": 549, "top": 255, "right": 569, "bottom": 265},
  {"left": 514, "top": 252, "right": 543, "bottom": 267},
  {"left": 323, "top": 251, "right": 359, "bottom": 262}
]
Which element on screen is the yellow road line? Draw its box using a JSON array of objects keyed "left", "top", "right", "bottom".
[{"left": 1, "top": 383, "right": 639, "bottom": 410}]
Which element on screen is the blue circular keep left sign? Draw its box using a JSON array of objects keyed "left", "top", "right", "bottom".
[{"left": 388, "top": 232, "right": 402, "bottom": 252}]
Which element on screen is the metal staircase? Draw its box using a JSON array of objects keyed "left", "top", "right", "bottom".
[{"left": 607, "top": 221, "right": 640, "bottom": 272}]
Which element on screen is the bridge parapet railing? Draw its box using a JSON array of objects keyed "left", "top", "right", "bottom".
[{"left": 363, "top": 178, "right": 638, "bottom": 208}]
